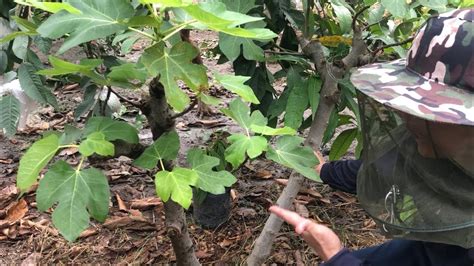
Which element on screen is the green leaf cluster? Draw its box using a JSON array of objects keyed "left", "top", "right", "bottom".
[
  {"left": 134, "top": 132, "right": 236, "bottom": 209},
  {"left": 140, "top": 42, "right": 208, "bottom": 111},
  {"left": 222, "top": 98, "right": 296, "bottom": 169},
  {"left": 16, "top": 117, "right": 139, "bottom": 241}
]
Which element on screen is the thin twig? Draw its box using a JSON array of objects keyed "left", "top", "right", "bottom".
[
  {"left": 352, "top": 6, "right": 370, "bottom": 31},
  {"left": 264, "top": 50, "right": 304, "bottom": 56},
  {"left": 372, "top": 37, "right": 414, "bottom": 56},
  {"left": 170, "top": 97, "right": 197, "bottom": 119},
  {"left": 108, "top": 86, "right": 143, "bottom": 109},
  {"left": 363, "top": 16, "right": 389, "bottom": 32}
]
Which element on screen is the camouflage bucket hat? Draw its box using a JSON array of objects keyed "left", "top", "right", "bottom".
[{"left": 351, "top": 9, "right": 474, "bottom": 126}]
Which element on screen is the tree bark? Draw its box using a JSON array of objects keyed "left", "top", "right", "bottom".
[
  {"left": 247, "top": 25, "right": 368, "bottom": 265},
  {"left": 165, "top": 200, "right": 200, "bottom": 266},
  {"left": 144, "top": 78, "right": 199, "bottom": 266}
]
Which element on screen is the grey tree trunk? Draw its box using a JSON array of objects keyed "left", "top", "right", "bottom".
[{"left": 144, "top": 78, "right": 200, "bottom": 266}]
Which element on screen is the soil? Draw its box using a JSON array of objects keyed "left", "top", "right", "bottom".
[{"left": 0, "top": 31, "right": 384, "bottom": 265}]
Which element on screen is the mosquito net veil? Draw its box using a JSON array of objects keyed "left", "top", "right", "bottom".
[{"left": 356, "top": 93, "right": 474, "bottom": 248}]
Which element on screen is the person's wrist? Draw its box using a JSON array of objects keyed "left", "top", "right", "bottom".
[{"left": 302, "top": 223, "right": 343, "bottom": 261}]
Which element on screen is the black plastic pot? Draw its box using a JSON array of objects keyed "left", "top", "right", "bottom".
[{"left": 192, "top": 187, "right": 232, "bottom": 229}]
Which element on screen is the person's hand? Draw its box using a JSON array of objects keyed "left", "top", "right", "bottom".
[
  {"left": 314, "top": 150, "right": 326, "bottom": 174},
  {"left": 269, "top": 205, "right": 343, "bottom": 261}
]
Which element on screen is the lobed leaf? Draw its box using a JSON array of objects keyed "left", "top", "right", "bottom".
[
  {"left": 134, "top": 131, "right": 180, "bottom": 169},
  {"left": 187, "top": 148, "right": 236, "bottom": 194},
  {"left": 221, "top": 98, "right": 266, "bottom": 133},
  {"left": 224, "top": 133, "right": 267, "bottom": 169},
  {"left": 155, "top": 168, "right": 198, "bottom": 209},
  {"left": 266, "top": 136, "right": 320, "bottom": 181},
  {"left": 36, "top": 161, "right": 110, "bottom": 242},
  {"left": 79, "top": 132, "right": 115, "bottom": 157},
  {"left": 219, "top": 33, "right": 264, "bottom": 62},
  {"left": 37, "top": 0, "right": 134, "bottom": 54},
  {"left": 140, "top": 42, "right": 208, "bottom": 111},
  {"left": 214, "top": 73, "right": 259, "bottom": 104}
]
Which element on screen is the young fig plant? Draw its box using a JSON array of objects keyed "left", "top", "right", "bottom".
[{"left": 17, "top": 117, "right": 139, "bottom": 241}]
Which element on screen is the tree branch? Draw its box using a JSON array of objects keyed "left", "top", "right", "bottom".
[
  {"left": 352, "top": 6, "right": 370, "bottom": 31},
  {"left": 371, "top": 37, "right": 414, "bottom": 56},
  {"left": 170, "top": 97, "right": 197, "bottom": 119},
  {"left": 264, "top": 50, "right": 304, "bottom": 56},
  {"left": 108, "top": 86, "right": 143, "bottom": 110}
]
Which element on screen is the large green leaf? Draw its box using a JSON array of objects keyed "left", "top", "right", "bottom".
[
  {"left": 187, "top": 148, "right": 236, "bottom": 194},
  {"left": 219, "top": 33, "right": 264, "bottom": 62},
  {"left": 307, "top": 76, "right": 322, "bottom": 117},
  {"left": 84, "top": 117, "right": 139, "bottom": 144},
  {"left": 214, "top": 73, "right": 259, "bottom": 104},
  {"left": 224, "top": 133, "right": 267, "bottom": 169},
  {"left": 140, "top": 42, "right": 208, "bottom": 111},
  {"left": 221, "top": 98, "right": 267, "bottom": 133},
  {"left": 284, "top": 67, "right": 309, "bottom": 129},
  {"left": 17, "top": 134, "right": 60, "bottom": 191},
  {"left": 0, "top": 95, "right": 20, "bottom": 137},
  {"left": 155, "top": 168, "right": 198, "bottom": 209},
  {"left": 37, "top": 0, "right": 134, "bottom": 54},
  {"left": 18, "top": 63, "right": 58, "bottom": 109},
  {"left": 329, "top": 0, "right": 352, "bottom": 34},
  {"left": 266, "top": 136, "right": 320, "bottom": 181},
  {"left": 36, "top": 161, "right": 110, "bottom": 242},
  {"left": 134, "top": 131, "right": 179, "bottom": 169},
  {"left": 329, "top": 128, "right": 358, "bottom": 161},
  {"left": 79, "top": 132, "right": 115, "bottom": 157},
  {"left": 180, "top": 2, "right": 276, "bottom": 39}
]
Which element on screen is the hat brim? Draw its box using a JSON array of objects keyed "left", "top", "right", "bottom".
[{"left": 350, "top": 59, "right": 473, "bottom": 126}]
